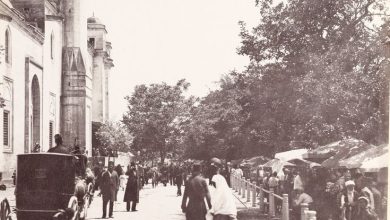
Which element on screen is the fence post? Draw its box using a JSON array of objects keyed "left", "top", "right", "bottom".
[
  {"left": 230, "top": 174, "right": 233, "bottom": 190},
  {"left": 307, "top": 211, "right": 316, "bottom": 220},
  {"left": 259, "top": 184, "right": 264, "bottom": 212},
  {"left": 234, "top": 175, "right": 237, "bottom": 190},
  {"left": 300, "top": 203, "right": 308, "bottom": 220},
  {"left": 232, "top": 175, "right": 235, "bottom": 191},
  {"left": 242, "top": 179, "right": 246, "bottom": 199},
  {"left": 282, "top": 194, "right": 289, "bottom": 220},
  {"left": 252, "top": 181, "right": 257, "bottom": 207},
  {"left": 238, "top": 177, "right": 242, "bottom": 195},
  {"left": 269, "top": 188, "right": 275, "bottom": 217},
  {"left": 246, "top": 179, "right": 251, "bottom": 202}
]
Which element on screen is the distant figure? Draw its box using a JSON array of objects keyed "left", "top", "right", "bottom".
[
  {"left": 47, "top": 134, "right": 69, "bottom": 154},
  {"left": 181, "top": 164, "right": 212, "bottom": 220},
  {"left": 124, "top": 162, "right": 139, "bottom": 211},
  {"left": 175, "top": 165, "right": 184, "bottom": 196},
  {"left": 32, "top": 143, "right": 40, "bottom": 153},
  {"left": 292, "top": 187, "right": 313, "bottom": 220},
  {"left": 355, "top": 196, "right": 378, "bottom": 220},
  {"left": 340, "top": 180, "right": 359, "bottom": 220},
  {"left": 235, "top": 166, "right": 243, "bottom": 178}
]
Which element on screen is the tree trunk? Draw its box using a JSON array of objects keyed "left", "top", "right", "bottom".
[{"left": 160, "top": 153, "right": 165, "bottom": 164}]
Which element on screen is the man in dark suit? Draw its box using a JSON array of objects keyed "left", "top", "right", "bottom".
[
  {"left": 124, "top": 162, "right": 139, "bottom": 211},
  {"left": 100, "top": 162, "right": 119, "bottom": 218},
  {"left": 181, "top": 164, "right": 212, "bottom": 220},
  {"left": 47, "top": 134, "right": 69, "bottom": 154}
]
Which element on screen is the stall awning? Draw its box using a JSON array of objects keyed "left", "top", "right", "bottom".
[
  {"left": 360, "top": 152, "right": 389, "bottom": 172},
  {"left": 287, "top": 158, "right": 321, "bottom": 169},
  {"left": 241, "top": 156, "right": 270, "bottom": 168},
  {"left": 274, "top": 148, "right": 308, "bottom": 161},
  {"left": 321, "top": 140, "right": 372, "bottom": 168},
  {"left": 262, "top": 158, "right": 296, "bottom": 174},
  {"left": 303, "top": 138, "right": 370, "bottom": 163},
  {"left": 339, "top": 144, "right": 388, "bottom": 169}
]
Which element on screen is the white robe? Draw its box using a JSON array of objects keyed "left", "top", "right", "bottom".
[{"left": 210, "top": 174, "right": 237, "bottom": 217}]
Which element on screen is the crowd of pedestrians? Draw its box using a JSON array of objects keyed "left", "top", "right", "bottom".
[
  {"left": 181, "top": 157, "right": 237, "bottom": 220},
  {"left": 235, "top": 164, "right": 387, "bottom": 220}
]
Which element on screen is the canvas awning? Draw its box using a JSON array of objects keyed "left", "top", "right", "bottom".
[
  {"left": 339, "top": 144, "right": 388, "bottom": 169},
  {"left": 360, "top": 152, "right": 389, "bottom": 172},
  {"left": 241, "top": 156, "right": 270, "bottom": 167},
  {"left": 303, "top": 138, "right": 371, "bottom": 163},
  {"left": 274, "top": 148, "right": 308, "bottom": 161},
  {"left": 262, "top": 158, "right": 296, "bottom": 174},
  {"left": 321, "top": 140, "right": 372, "bottom": 168},
  {"left": 287, "top": 158, "right": 321, "bottom": 169}
]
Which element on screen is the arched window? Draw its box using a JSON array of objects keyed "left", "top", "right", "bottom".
[
  {"left": 50, "top": 32, "right": 54, "bottom": 59},
  {"left": 5, "top": 28, "right": 11, "bottom": 64}
]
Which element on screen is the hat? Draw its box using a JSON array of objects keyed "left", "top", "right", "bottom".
[
  {"left": 345, "top": 180, "right": 355, "bottom": 186},
  {"left": 358, "top": 196, "right": 369, "bottom": 203},
  {"left": 210, "top": 157, "right": 222, "bottom": 167}
]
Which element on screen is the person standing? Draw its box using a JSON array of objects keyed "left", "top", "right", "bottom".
[
  {"left": 209, "top": 158, "right": 237, "bottom": 220},
  {"left": 175, "top": 165, "right": 184, "bottom": 196},
  {"left": 100, "top": 162, "right": 119, "bottom": 218},
  {"left": 340, "top": 180, "right": 360, "bottom": 220},
  {"left": 181, "top": 164, "right": 212, "bottom": 220},
  {"left": 124, "top": 162, "right": 139, "bottom": 211},
  {"left": 292, "top": 187, "right": 313, "bottom": 219},
  {"left": 47, "top": 134, "right": 69, "bottom": 154},
  {"left": 355, "top": 196, "right": 378, "bottom": 220}
]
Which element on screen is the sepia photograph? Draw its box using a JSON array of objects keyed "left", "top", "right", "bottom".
[{"left": 0, "top": 0, "right": 389, "bottom": 220}]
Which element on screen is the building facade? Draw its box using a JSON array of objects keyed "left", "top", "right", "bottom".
[{"left": 0, "top": 0, "right": 112, "bottom": 182}]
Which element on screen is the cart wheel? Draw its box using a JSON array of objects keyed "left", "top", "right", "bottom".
[
  {"left": 67, "top": 196, "right": 79, "bottom": 220},
  {"left": 0, "top": 198, "right": 12, "bottom": 220},
  {"left": 0, "top": 199, "right": 12, "bottom": 220}
]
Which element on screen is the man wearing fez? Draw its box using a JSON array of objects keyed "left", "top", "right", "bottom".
[
  {"left": 124, "top": 162, "right": 139, "bottom": 211},
  {"left": 100, "top": 162, "right": 119, "bottom": 218},
  {"left": 181, "top": 164, "right": 212, "bottom": 220}
]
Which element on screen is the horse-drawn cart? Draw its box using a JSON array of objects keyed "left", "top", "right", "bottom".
[{"left": 15, "top": 153, "right": 91, "bottom": 220}]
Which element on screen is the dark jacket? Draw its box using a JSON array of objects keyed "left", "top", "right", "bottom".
[
  {"left": 47, "top": 144, "right": 69, "bottom": 154},
  {"left": 181, "top": 173, "right": 211, "bottom": 220},
  {"left": 355, "top": 207, "right": 378, "bottom": 220},
  {"left": 100, "top": 170, "right": 119, "bottom": 201},
  {"left": 124, "top": 168, "right": 139, "bottom": 202}
]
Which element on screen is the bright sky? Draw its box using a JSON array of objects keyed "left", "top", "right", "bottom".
[{"left": 85, "top": 0, "right": 260, "bottom": 121}]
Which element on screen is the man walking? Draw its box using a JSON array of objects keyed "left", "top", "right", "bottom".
[
  {"left": 181, "top": 164, "right": 212, "bottom": 220},
  {"left": 100, "top": 162, "right": 119, "bottom": 218},
  {"left": 124, "top": 162, "right": 139, "bottom": 211},
  {"left": 175, "top": 165, "right": 184, "bottom": 196}
]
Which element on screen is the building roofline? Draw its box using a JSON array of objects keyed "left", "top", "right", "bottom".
[{"left": 0, "top": 1, "right": 44, "bottom": 44}]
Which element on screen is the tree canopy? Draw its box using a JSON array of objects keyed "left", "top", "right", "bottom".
[
  {"left": 122, "top": 79, "right": 195, "bottom": 163},
  {"left": 182, "top": 0, "right": 390, "bottom": 160},
  {"left": 95, "top": 121, "right": 133, "bottom": 156}
]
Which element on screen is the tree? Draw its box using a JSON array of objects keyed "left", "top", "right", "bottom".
[
  {"left": 183, "top": 0, "right": 389, "bottom": 160},
  {"left": 122, "top": 79, "right": 195, "bottom": 164},
  {"left": 95, "top": 121, "right": 133, "bottom": 155}
]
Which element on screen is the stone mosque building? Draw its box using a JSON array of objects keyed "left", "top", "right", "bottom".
[{"left": 0, "top": 0, "right": 113, "bottom": 181}]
